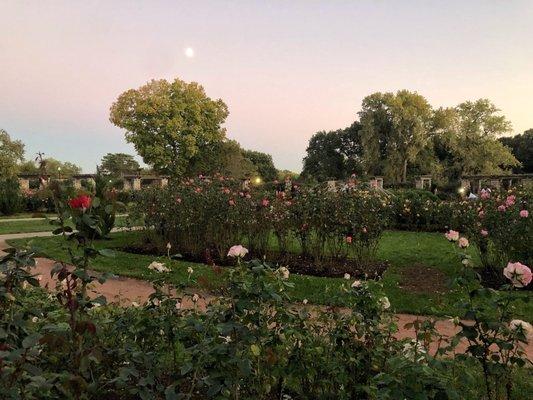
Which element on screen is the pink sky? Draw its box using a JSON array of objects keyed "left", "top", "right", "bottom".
[{"left": 1, "top": 1, "right": 532, "bottom": 172}]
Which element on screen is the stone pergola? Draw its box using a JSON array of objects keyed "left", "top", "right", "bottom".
[
  {"left": 17, "top": 174, "right": 169, "bottom": 191},
  {"left": 414, "top": 175, "right": 432, "bottom": 190},
  {"left": 369, "top": 176, "right": 384, "bottom": 189},
  {"left": 461, "top": 174, "right": 533, "bottom": 194}
]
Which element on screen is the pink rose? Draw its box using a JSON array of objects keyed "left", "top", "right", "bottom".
[
  {"left": 228, "top": 199, "right": 235, "bottom": 206},
  {"left": 227, "top": 245, "right": 248, "bottom": 258},
  {"left": 480, "top": 189, "right": 491, "bottom": 200},
  {"left": 362, "top": 227, "right": 367, "bottom": 233},
  {"left": 176, "top": 197, "right": 182, "bottom": 204},
  {"left": 478, "top": 210, "right": 484, "bottom": 218},
  {"left": 498, "top": 205, "right": 506, "bottom": 212},
  {"left": 445, "top": 230, "right": 460, "bottom": 242},
  {"left": 480, "top": 229, "right": 488, "bottom": 237},
  {"left": 503, "top": 262, "right": 532, "bottom": 288},
  {"left": 345, "top": 236, "right": 353, "bottom": 244},
  {"left": 261, "top": 198, "right": 270, "bottom": 207},
  {"left": 458, "top": 237, "right": 469, "bottom": 248},
  {"left": 505, "top": 195, "right": 516, "bottom": 207},
  {"left": 519, "top": 210, "right": 529, "bottom": 218}
]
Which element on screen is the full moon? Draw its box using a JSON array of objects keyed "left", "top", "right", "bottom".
[{"left": 184, "top": 47, "right": 194, "bottom": 58}]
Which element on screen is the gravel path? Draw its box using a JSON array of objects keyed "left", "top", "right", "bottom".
[{"left": 1, "top": 231, "right": 531, "bottom": 360}]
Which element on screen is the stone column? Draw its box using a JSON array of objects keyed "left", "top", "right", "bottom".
[
  {"left": 73, "top": 178, "right": 82, "bottom": 189},
  {"left": 161, "top": 178, "right": 168, "bottom": 187},
  {"left": 123, "top": 179, "right": 132, "bottom": 191},
  {"left": 18, "top": 178, "right": 30, "bottom": 191},
  {"left": 133, "top": 178, "right": 142, "bottom": 190}
]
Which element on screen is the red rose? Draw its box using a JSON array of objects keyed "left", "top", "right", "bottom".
[{"left": 69, "top": 195, "right": 92, "bottom": 210}]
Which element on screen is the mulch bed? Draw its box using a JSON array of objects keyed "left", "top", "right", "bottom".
[
  {"left": 121, "top": 243, "right": 389, "bottom": 279},
  {"left": 398, "top": 264, "right": 449, "bottom": 294}
]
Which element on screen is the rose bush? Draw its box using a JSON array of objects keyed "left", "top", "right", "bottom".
[
  {"left": 2, "top": 236, "right": 531, "bottom": 399},
  {"left": 136, "top": 176, "right": 392, "bottom": 269},
  {"left": 457, "top": 188, "right": 532, "bottom": 286}
]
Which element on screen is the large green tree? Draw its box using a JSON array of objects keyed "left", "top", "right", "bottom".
[
  {"left": 242, "top": 150, "right": 277, "bottom": 181},
  {"left": 100, "top": 153, "right": 140, "bottom": 176},
  {"left": 0, "top": 129, "right": 25, "bottom": 178},
  {"left": 109, "top": 78, "right": 229, "bottom": 178},
  {"left": 430, "top": 100, "right": 518, "bottom": 178},
  {"left": 359, "top": 90, "right": 432, "bottom": 183},
  {"left": 302, "top": 123, "right": 363, "bottom": 182},
  {"left": 187, "top": 139, "right": 256, "bottom": 179},
  {"left": 499, "top": 129, "right": 532, "bottom": 173}
]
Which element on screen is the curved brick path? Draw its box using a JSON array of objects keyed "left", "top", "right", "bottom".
[{"left": 1, "top": 232, "right": 531, "bottom": 360}]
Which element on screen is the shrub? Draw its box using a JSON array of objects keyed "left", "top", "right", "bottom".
[
  {"left": 0, "top": 178, "right": 23, "bottom": 215},
  {"left": 2, "top": 238, "right": 531, "bottom": 399},
  {"left": 457, "top": 189, "right": 532, "bottom": 284},
  {"left": 135, "top": 177, "right": 392, "bottom": 267}
]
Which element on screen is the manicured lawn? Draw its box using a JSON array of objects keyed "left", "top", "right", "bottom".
[
  {"left": 0, "top": 215, "right": 139, "bottom": 235},
  {"left": 8, "top": 230, "right": 532, "bottom": 320}
]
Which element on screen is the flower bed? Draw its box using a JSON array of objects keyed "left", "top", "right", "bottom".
[{"left": 134, "top": 175, "right": 392, "bottom": 277}]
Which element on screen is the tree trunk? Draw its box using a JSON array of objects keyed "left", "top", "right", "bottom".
[{"left": 402, "top": 159, "right": 408, "bottom": 183}]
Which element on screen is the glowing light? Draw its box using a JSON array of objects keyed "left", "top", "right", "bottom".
[
  {"left": 458, "top": 187, "right": 466, "bottom": 194},
  {"left": 184, "top": 47, "right": 194, "bottom": 58},
  {"left": 254, "top": 177, "right": 262, "bottom": 185}
]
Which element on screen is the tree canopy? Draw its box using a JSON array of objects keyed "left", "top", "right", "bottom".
[
  {"left": 186, "top": 139, "right": 257, "bottom": 179},
  {"left": 109, "top": 78, "right": 229, "bottom": 178},
  {"left": 19, "top": 158, "right": 81, "bottom": 177},
  {"left": 0, "top": 129, "right": 25, "bottom": 178},
  {"left": 302, "top": 92, "right": 518, "bottom": 185},
  {"left": 100, "top": 153, "right": 140, "bottom": 176},
  {"left": 242, "top": 150, "right": 277, "bottom": 181},
  {"left": 359, "top": 90, "right": 433, "bottom": 183},
  {"left": 499, "top": 129, "right": 532, "bottom": 173},
  {"left": 301, "top": 123, "right": 363, "bottom": 181}
]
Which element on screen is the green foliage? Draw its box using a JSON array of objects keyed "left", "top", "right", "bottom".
[
  {"left": 302, "top": 122, "right": 363, "bottom": 182},
  {"left": 0, "top": 178, "right": 23, "bottom": 215},
  {"left": 18, "top": 158, "right": 81, "bottom": 177},
  {"left": 459, "top": 189, "right": 532, "bottom": 275},
  {"left": 187, "top": 139, "right": 257, "bottom": 179},
  {"left": 360, "top": 90, "right": 433, "bottom": 183},
  {"left": 303, "top": 93, "right": 519, "bottom": 187},
  {"left": 500, "top": 129, "right": 533, "bottom": 173},
  {"left": 0, "top": 129, "right": 25, "bottom": 178},
  {"left": 110, "top": 78, "right": 229, "bottom": 178},
  {"left": 136, "top": 177, "right": 391, "bottom": 267},
  {"left": 242, "top": 149, "right": 278, "bottom": 181},
  {"left": 99, "top": 152, "right": 140, "bottom": 176},
  {"left": 2, "top": 236, "right": 531, "bottom": 399}
]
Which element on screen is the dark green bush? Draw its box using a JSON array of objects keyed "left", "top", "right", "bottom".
[{"left": 0, "top": 178, "right": 23, "bottom": 215}]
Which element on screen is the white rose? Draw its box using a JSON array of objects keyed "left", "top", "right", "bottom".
[
  {"left": 344, "top": 273, "right": 351, "bottom": 280},
  {"left": 277, "top": 267, "right": 290, "bottom": 280},
  {"left": 509, "top": 319, "right": 533, "bottom": 335},
  {"left": 379, "top": 297, "right": 390, "bottom": 310}
]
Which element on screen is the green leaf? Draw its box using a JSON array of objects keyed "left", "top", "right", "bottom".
[
  {"left": 22, "top": 333, "right": 42, "bottom": 349},
  {"left": 250, "top": 344, "right": 261, "bottom": 356}
]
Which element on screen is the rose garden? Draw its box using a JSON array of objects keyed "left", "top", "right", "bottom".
[{"left": 1, "top": 79, "right": 532, "bottom": 399}]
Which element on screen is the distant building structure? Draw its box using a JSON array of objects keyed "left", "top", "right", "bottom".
[
  {"left": 461, "top": 174, "right": 533, "bottom": 194},
  {"left": 17, "top": 173, "right": 169, "bottom": 191},
  {"left": 414, "top": 175, "right": 432, "bottom": 190}
]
